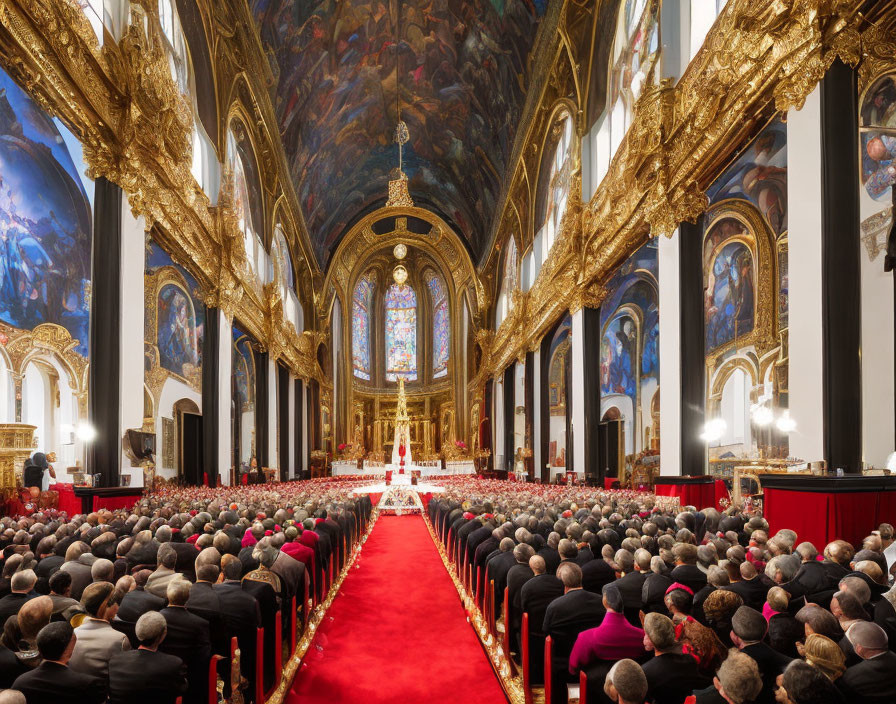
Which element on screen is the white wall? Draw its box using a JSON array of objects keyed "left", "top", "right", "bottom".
[
  {"left": 154, "top": 376, "right": 201, "bottom": 480},
  {"left": 659, "top": 229, "right": 682, "bottom": 475},
  {"left": 267, "top": 358, "right": 277, "bottom": 469},
  {"left": 493, "top": 376, "right": 504, "bottom": 469},
  {"left": 533, "top": 349, "right": 542, "bottom": 477},
  {"left": 120, "top": 207, "right": 146, "bottom": 486},
  {"left": 513, "top": 361, "right": 526, "bottom": 456},
  {"left": 787, "top": 87, "right": 825, "bottom": 463},
  {"left": 217, "top": 311, "right": 232, "bottom": 484},
  {"left": 571, "top": 308, "right": 586, "bottom": 474}
]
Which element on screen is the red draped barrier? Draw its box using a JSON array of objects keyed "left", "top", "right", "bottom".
[
  {"left": 654, "top": 479, "right": 727, "bottom": 511},
  {"left": 764, "top": 487, "right": 896, "bottom": 549},
  {"left": 92, "top": 493, "right": 141, "bottom": 512},
  {"left": 368, "top": 492, "right": 382, "bottom": 506},
  {"left": 50, "top": 484, "right": 81, "bottom": 515}
]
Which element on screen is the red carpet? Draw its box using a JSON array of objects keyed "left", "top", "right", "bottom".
[{"left": 286, "top": 515, "right": 508, "bottom": 704}]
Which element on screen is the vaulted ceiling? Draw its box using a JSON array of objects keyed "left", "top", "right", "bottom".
[{"left": 251, "top": 0, "right": 546, "bottom": 269}]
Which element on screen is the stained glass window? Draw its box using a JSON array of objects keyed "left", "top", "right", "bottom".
[
  {"left": 385, "top": 283, "right": 417, "bottom": 382},
  {"left": 425, "top": 271, "right": 450, "bottom": 379},
  {"left": 352, "top": 273, "right": 375, "bottom": 380}
]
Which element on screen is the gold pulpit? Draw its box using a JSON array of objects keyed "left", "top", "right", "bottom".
[{"left": 0, "top": 424, "right": 36, "bottom": 490}]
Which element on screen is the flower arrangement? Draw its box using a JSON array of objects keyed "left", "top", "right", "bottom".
[{"left": 455, "top": 440, "right": 467, "bottom": 450}]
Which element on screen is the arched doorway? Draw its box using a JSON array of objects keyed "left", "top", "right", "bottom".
[{"left": 173, "top": 398, "right": 202, "bottom": 485}]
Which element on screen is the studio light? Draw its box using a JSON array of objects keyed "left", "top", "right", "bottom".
[
  {"left": 775, "top": 413, "right": 796, "bottom": 433},
  {"left": 751, "top": 404, "right": 774, "bottom": 427},
  {"left": 76, "top": 423, "right": 97, "bottom": 442},
  {"left": 700, "top": 418, "right": 727, "bottom": 443}
]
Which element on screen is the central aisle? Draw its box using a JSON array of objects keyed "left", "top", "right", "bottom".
[{"left": 286, "top": 514, "right": 508, "bottom": 704}]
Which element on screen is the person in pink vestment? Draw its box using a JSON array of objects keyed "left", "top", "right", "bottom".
[{"left": 569, "top": 584, "right": 646, "bottom": 673}]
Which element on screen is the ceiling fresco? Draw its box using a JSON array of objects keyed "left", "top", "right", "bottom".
[{"left": 251, "top": 0, "right": 546, "bottom": 268}]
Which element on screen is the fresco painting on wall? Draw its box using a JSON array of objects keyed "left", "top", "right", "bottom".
[
  {"left": 860, "top": 75, "right": 896, "bottom": 200},
  {"left": 0, "top": 68, "right": 93, "bottom": 356},
  {"left": 707, "top": 119, "right": 787, "bottom": 235},
  {"left": 146, "top": 241, "right": 204, "bottom": 385},
  {"left": 425, "top": 270, "right": 450, "bottom": 378},
  {"left": 227, "top": 117, "right": 264, "bottom": 240},
  {"left": 598, "top": 241, "right": 659, "bottom": 456},
  {"left": 704, "top": 237, "right": 755, "bottom": 353},
  {"left": 251, "top": 0, "right": 546, "bottom": 264}
]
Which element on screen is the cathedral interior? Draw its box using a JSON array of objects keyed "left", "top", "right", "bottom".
[{"left": 0, "top": 1, "right": 896, "bottom": 703}]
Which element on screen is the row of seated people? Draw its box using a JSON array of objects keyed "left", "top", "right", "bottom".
[
  {"left": 428, "top": 480, "right": 896, "bottom": 704},
  {"left": 0, "top": 481, "right": 372, "bottom": 704}
]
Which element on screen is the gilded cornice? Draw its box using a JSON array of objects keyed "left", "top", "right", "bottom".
[
  {"left": 0, "top": 0, "right": 323, "bottom": 383},
  {"left": 478, "top": 0, "right": 868, "bottom": 383}
]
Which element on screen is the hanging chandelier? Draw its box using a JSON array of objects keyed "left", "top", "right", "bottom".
[{"left": 386, "top": 120, "right": 414, "bottom": 208}]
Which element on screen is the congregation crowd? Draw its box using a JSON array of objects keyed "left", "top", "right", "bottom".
[
  {"left": 0, "top": 480, "right": 372, "bottom": 704},
  {"left": 0, "top": 473, "right": 892, "bottom": 704},
  {"left": 428, "top": 479, "right": 896, "bottom": 704}
]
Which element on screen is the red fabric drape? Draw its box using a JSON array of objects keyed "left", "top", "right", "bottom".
[
  {"left": 51, "top": 484, "right": 81, "bottom": 515},
  {"left": 92, "top": 494, "right": 141, "bottom": 512}
]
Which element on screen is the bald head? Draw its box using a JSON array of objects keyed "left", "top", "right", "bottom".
[{"left": 529, "top": 555, "right": 546, "bottom": 575}]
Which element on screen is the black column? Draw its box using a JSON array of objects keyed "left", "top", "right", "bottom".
[
  {"left": 539, "top": 332, "right": 552, "bottom": 482},
  {"left": 582, "top": 306, "right": 602, "bottom": 481},
  {"left": 309, "top": 379, "right": 320, "bottom": 450},
  {"left": 294, "top": 379, "right": 304, "bottom": 479},
  {"left": 254, "top": 349, "right": 269, "bottom": 466},
  {"left": 482, "top": 379, "right": 493, "bottom": 461},
  {"left": 503, "top": 365, "right": 514, "bottom": 471},
  {"left": 277, "top": 364, "right": 289, "bottom": 477},
  {"left": 821, "top": 60, "right": 862, "bottom": 473},
  {"left": 680, "top": 217, "right": 706, "bottom": 476},
  {"left": 87, "top": 178, "right": 122, "bottom": 487},
  {"left": 201, "top": 307, "right": 219, "bottom": 486}
]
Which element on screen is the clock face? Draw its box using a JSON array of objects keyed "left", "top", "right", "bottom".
[{"left": 393, "top": 243, "right": 407, "bottom": 260}]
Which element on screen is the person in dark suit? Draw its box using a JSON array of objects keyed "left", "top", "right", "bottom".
[
  {"left": 0, "top": 570, "right": 37, "bottom": 625},
  {"left": 520, "top": 555, "right": 564, "bottom": 684},
  {"left": 159, "top": 580, "right": 211, "bottom": 704},
  {"left": 186, "top": 564, "right": 229, "bottom": 659},
  {"left": 11, "top": 621, "right": 106, "bottom": 704},
  {"left": 465, "top": 518, "right": 495, "bottom": 566},
  {"left": 730, "top": 606, "right": 792, "bottom": 704},
  {"left": 836, "top": 620, "right": 896, "bottom": 703},
  {"left": 641, "top": 612, "right": 710, "bottom": 704},
  {"left": 506, "top": 543, "right": 535, "bottom": 654},
  {"left": 217, "top": 554, "right": 261, "bottom": 701},
  {"left": 473, "top": 527, "right": 503, "bottom": 602},
  {"left": 724, "top": 562, "right": 771, "bottom": 612},
  {"left": 781, "top": 543, "right": 831, "bottom": 600},
  {"left": 107, "top": 611, "right": 188, "bottom": 704},
  {"left": 537, "top": 533, "right": 562, "bottom": 576},
  {"left": 0, "top": 639, "right": 27, "bottom": 688},
  {"left": 485, "top": 537, "right": 517, "bottom": 619},
  {"left": 612, "top": 550, "right": 647, "bottom": 626},
  {"left": 543, "top": 562, "right": 605, "bottom": 704},
  {"left": 581, "top": 553, "right": 616, "bottom": 597},
  {"left": 641, "top": 556, "right": 673, "bottom": 615},
  {"left": 117, "top": 569, "right": 165, "bottom": 623},
  {"left": 670, "top": 543, "right": 708, "bottom": 595}
]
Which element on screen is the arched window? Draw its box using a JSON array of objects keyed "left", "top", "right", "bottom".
[
  {"left": 425, "top": 271, "right": 450, "bottom": 379},
  {"left": 274, "top": 224, "right": 303, "bottom": 332},
  {"left": 352, "top": 274, "right": 376, "bottom": 380},
  {"left": 595, "top": 1, "right": 660, "bottom": 184},
  {"left": 226, "top": 119, "right": 267, "bottom": 281},
  {"left": 385, "top": 283, "right": 417, "bottom": 382},
  {"left": 496, "top": 237, "right": 519, "bottom": 327},
  {"left": 545, "top": 115, "right": 573, "bottom": 251}
]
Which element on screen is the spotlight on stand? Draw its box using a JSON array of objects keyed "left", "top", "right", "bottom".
[
  {"left": 76, "top": 423, "right": 97, "bottom": 443},
  {"left": 775, "top": 413, "right": 796, "bottom": 434},
  {"left": 700, "top": 418, "right": 727, "bottom": 443},
  {"left": 750, "top": 404, "right": 774, "bottom": 427}
]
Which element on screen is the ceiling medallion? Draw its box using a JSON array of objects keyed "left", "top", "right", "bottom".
[
  {"left": 393, "top": 243, "right": 407, "bottom": 260},
  {"left": 393, "top": 264, "right": 409, "bottom": 287}
]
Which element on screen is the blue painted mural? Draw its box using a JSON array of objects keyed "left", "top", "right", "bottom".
[{"left": 0, "top": 68, "right": 93, "bottom": 355}]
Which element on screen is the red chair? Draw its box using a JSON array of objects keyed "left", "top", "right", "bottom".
[
  {"left": 579, "top": 669, "right": 588, "bottom": 703},
  {"left": 302, "top": 576, "right": 310, "bottom": 634},
  {"left": 268, "top": 613, "right": 282, "bottom": 697},
  {"left": 208, "top": 653, "right": 225, "bottom": 704},
  {"left": 476, "top": 566, "right": 482, "bottom": 607},
  {"left": 488, "top": 580, "right": 496, "bottom": 636},
  {"left": 522, "top": 613, "right": 532, "bottom": 704},
  {"left": 255, "top": 627, "right": 264, "bottom": 704},
  {"left": 502, "top": 586, "right": 511, "bottom": 657},
  {"left": 290, "top": 594, "right": 297, "bottom": 654},
  {"left": 544, "top": 636, "right": 553, "bottom": 704}
]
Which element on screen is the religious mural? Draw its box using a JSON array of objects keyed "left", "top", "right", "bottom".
[
  {"left": 226, "top": 117, "right": 265, "bottom": 276},
  {"left": 352, "top": 273, "right": 376, "bottom": 381},
  {"left": 425, "top": 271, "right": 449, "bottom": 379},
  {"left": 704, "top": 235, "right": 754, "bottom": 353},
  {"left": 860, "top": 75, "right": 896, "bottom": 200},
  {"left": 0, "top": 68, "right": 93, "bottom": 356},
  {"left": 599, "top": 241, "right": 659, "bottom": 455},
  {"left": 703, "top": 118, "right": 789, "bottom": 460},
  {"left": 610, "top": 0, "right": 660, "bottom": 115},
  {"left": 251, "top": 0, "right": 546, "bottom": 265},
  {"left": 548, "top": 316, "right": 571, "bottom": 467},
  {"left": 385, "top": 283, "right": 417, "bottom": 382},
  {"left": 232, "top": 326, "right": 257, "bottom": 471},
  {"left": 144, "top": 241, "right": 204, "bottom": 389}
]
